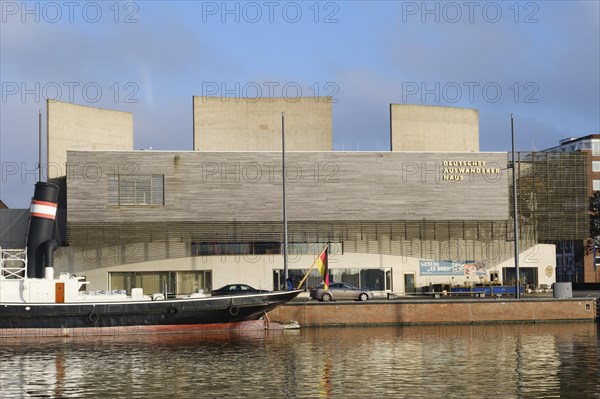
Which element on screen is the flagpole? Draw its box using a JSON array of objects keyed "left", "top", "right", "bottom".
[
  {"left": 296, "top": 245, "right": 328, "bottom": 290},
  {"left": 282, "top": 112, "right": 289, "bottom": 286}
]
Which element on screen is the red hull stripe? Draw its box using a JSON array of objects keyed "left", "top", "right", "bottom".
[{"left": 0, "top": 320, "right": 287, "bottom": 339}]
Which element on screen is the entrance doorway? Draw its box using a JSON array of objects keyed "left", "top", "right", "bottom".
[
  {"left": 502, "top": 267, "right": 538, "bottom": 289},
  {"left": 404, "top": 273, "right": 416, "bottom": 293}
]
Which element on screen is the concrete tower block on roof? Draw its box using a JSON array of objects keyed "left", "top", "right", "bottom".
[
  {"left": 47, "top": 100, "right": 133, "bottom": 177},
  {"left": 390, "top": 104, "right": 479, "bottom": 152},
  {"left": 193, "top": 96, "right": 332, "bottom": 151}
]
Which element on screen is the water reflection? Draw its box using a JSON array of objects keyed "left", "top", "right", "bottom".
[{"left": 0, "top": 323, "right": 598, "bottom": 398}]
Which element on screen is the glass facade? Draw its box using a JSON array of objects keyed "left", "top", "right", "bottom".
[
  {"left": 502, "top": 267, "right": 538, "bottom": 288},
  {"left": 110, "top": 270, "right": 212, "bottom": 296},
  {"left": 274, "top": 267, "right": 391, "bottom": 291}
]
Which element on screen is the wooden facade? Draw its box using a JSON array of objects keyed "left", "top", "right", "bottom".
[{"left": 66, "top": 151, "right": 509, "bottom": 223}]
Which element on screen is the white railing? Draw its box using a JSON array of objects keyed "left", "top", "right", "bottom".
[{"left": 0, "top": 247, "right": 27, "bottom": 280}]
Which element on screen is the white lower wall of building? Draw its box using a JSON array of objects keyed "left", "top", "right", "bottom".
[
  {"left": 496, "top": 243, "right": 557, "bottom": 287},
  {"left": 68, "top": 244, "right": 556, "bottom": 294}
]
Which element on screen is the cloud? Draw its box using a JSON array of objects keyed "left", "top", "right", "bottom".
[{"left": 0, "top": 1, "right": 598, "bottom": 206}]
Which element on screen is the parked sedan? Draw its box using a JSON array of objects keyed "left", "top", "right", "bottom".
[
  {"left": 310, "top": 283, "right": 374, "bottom": 302},
  {"left": 211, "top": 284, "right": 269, "bottom": 296}
]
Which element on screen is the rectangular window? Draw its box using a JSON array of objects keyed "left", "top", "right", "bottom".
[
  {"left": 593, "top": 180, "right": 600, "bottom": 191},
  {"left": 593, "top": 161, "right": 600, "bottom": 172},
  {"left": 191, "top": 242, "right": 265, "bottom": 256},
  {"left": 176, "top": 271, "right": 212, "bottom": 295},
  {"left": 288, "top": 242, "right": 343, "bottom": 257},
  {"left": 191, "top": 241, "right": 342, "bottom": 257},
  {"left": 109, "top": 271, "right": 174, "bottom": 296},
  {"left": 109, "top": 271, "right": 210, "bottom": 296},
  {"left": 592, "top": 140, "right": 600, "bottom": 156},
  {"left": 580, "top": 141, "right": 591, "bottom": 150},
  {"left": 108, "top": 174, "right": 164, "bottom": 206},
  {"left": 273, "top": 267, "right": 391, "bottom": 291},
  {"left": 274, "top": 268, "right": 330, "bottom": 292}
]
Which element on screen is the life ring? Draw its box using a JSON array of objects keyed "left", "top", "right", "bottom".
[
  {"left": 88, "top": 312, "right": 99, "bottom": 323},
  {"left": 228, "top": 306, "right": 239, "bottom": 317}
]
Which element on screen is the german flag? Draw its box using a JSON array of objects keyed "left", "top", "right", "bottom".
[{"left": 316, "top": 246, "right": 329, "bottom": 290}]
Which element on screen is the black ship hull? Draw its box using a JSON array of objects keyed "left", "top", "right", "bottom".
[{"left": 0, "top": 290, "right": 300, "bottom": 330}]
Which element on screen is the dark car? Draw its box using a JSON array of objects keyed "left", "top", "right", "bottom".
[
  {"left": 211, "top": 284, "right": 270, "bottom": 296},
  {"left": 310, "top": 283, "right": 374, "bottom": 302}
]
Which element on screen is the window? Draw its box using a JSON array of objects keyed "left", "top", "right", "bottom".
[
  {"left": 592, "top": 140, "right": 600, "bottom": 156},
  {"left": 593, "top": 180, "right": 600, "bottom": 191},
  {"left": 108, "top": 174, "right": 164, "bottom": 206},
  {"left": 288, "top": 242, "right": 343, "bottom": 257},
  {"left": 191, "top": 242, "right": 277, "bottom": 256},
  {"left": 580, "top": 141, "right": 592, "bottom": 150},
  {"left": 273, "top": 267, "right": 391, "bottom": 291},
  {"left": 110, "top": 270, "right": 212, "bottom": 296},
  {"left": 593, "top": 161, "right": 600, "bottom": 172},
  {"left": 594, "top": 241, "right": 600, "bottom": 266},
  {"left": 502, "top": 267, "right": 538, "bottom": 287},
  {"left": 190, "top": 241, "right": 342, "bottom": 257},
  {"left": 109, "top": 271, "right": 174, "bottom": 295},
  {"left": 176, "top": 271, "right": 212, "bottom": 295}
]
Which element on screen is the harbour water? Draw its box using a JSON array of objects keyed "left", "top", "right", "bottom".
[{"left": 0, "top": 322, "right": 598, "bottom": 398}]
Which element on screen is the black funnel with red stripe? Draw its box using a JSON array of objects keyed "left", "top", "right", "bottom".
[{"left": 26, "top": 182, "right": 59, "bottom": 278}]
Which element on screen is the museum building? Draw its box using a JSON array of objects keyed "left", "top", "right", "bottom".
[{"left": 21, "top": 99, "right": 590, "bottom": 295}]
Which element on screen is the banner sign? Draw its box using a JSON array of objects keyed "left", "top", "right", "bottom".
[{"left": 420, "top": 260, "right": 486, "bottom": 276}]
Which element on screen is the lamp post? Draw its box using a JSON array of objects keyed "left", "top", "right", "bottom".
[
  {"left": 282, "top": 112, "right": 289, "bottom": 285},
  {"left": 511, "top": 113, "right": 521, "bottom": 299}
]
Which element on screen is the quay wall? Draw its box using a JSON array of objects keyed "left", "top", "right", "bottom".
[{"left": 268, "top": 299, "right": 598, "bottom": 326}]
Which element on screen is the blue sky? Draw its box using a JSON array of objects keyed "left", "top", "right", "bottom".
[{"left": 1, "top": 0, "right": 599, "bottom": 207}]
